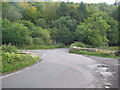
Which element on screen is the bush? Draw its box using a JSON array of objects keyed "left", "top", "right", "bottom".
[
  {"left": 35, "top": 18, "right": 46, "bottom": 28},
  {"left": 18, "top": 43, "right": 66, "bottom": 49},
  {"left": 2, "top": 51, "right": 40, "bottom": 73},
  {"left": 2, "top": 44, "right": 19, "bottom": 53},
  {"left": 71, "top": 42, "right": 91, "bottom": 48},
  {"left": 31, "top": 27, "right": 52, "bottom": 45},
  {"left": 96, "top": 46, "right": 109, "bottom": 50},
  {"left": 75, "top": 14, "right": 109, "bottom": 47},
  {"left": 1, "top": 45, "right": 40, "bottom": 73},
  {"left": 20, "top": 20, "right": 35, "bottom": 30},
  {"left": 33, "top": 37, "right": 44, "bottom": 44},
  {"left": 69, "top": 49, "right": 118, "bottom": 58},
  {"left": 23, "top": 36, "right": 33, "bottom": 45},
  {"left": 2, "top": 20, "right": 32, "bottom": 46}
]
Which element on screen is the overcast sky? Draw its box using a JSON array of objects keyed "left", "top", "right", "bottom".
[{"left": 54, "top": 0, "right": 116, "bottom": 4}]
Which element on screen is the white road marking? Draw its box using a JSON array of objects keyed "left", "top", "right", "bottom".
[
  {"left": 41, "top": 54, "right": 45, "bottom": 60},
  {"left": 1, "top": 67, "right": 31, "bottom": 79},
  {"left": 26, "top": 67, "right": 30, "bottom": 70},
  {"left": 1, "top": 70, "right": 21, "bottom": 79}
]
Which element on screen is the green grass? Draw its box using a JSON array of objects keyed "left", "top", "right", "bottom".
[
  {"left": 108, "top": 46, "right": 119, "bottom": 51},
  {"left": 18, "top": 44, "right": 67, "bottom": 50},
  {"left": 69, "top": 49, "right": 118, "bottom": 58},
  {"left": 2, "top": 51, "right": 40, "bottom": 73},
  {"left": 1, "top": 44, "right": 67, "bottom": 73},
  {"left": 1, "top": 45, "right": 40, "bottom": 73}
]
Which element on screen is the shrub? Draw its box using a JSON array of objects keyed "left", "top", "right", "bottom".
[
  {"left": 2, "top": 44, "right": 19, "bottom": 53},
  {"left": 2, "top": 51, "right": 39, "bottom": 73},
  {"left": 23, "top": 36, "right": 33, "bottom": 45},
  {"left": 20, "top": 20, "right": 35, "bottom": 30},
  {"left": 35, "top": 18, "right": 47, "bottom": 28},
  {"left": 75, "top": 14, "right": 109, "bottom": 47},
  {"left": 69, "top": 48, "right": 118, "bottom": 58},
  {"left": 33, "top": 37, "right": 44, "bottom": 44},
  {"left": 2, "top": 20, "right": 32, "bottom": 46},
  {"left": 31, "top": 27, "right": 51, "bottom": 44},
  {"left": 18, "top": 43, "right": 66, "bottom": 49},
  {"left": 71, "top": 42, "right": 91, "bottom": 48},
  {"left": 96, "top": 46, "right": 109, "bottom": 50}
]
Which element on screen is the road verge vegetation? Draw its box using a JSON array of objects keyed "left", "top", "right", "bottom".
[
  {"left": 18, "top": 43, "right": 67, "bottom": 50},
  {"left": 1, "top": 45, "right": 40, "bottom": 73},
  {"left": 69, "top": 42, "right": 119, "bottom": 58}
]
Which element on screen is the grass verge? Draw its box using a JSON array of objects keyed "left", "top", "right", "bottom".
[
  {"left": 2, "top": 51, "right": 40, "bottom": 73},
  {"left": 1, "top": 45, "right": 40, "bottom": 73},
  {"left": 18, "top": 44, "right": 67, "bottom": 50},
  {"left": 69, "top": 49, "right": 118, "bottom": 58},
  {"left": 108, "top": 46, "right": 119, "bottom": 51}
]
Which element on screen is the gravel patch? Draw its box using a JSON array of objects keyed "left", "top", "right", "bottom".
[{"left": 84, "top": 55, "right": 119, "bottom": 88}]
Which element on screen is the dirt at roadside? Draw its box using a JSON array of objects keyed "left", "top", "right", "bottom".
[{"left": 84, "top": 55, "right": 119, "bottom": 88}]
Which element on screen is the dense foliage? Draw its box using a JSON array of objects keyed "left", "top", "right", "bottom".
[
  {"left": 2, "top": 44, "right": 19, "bottom": 53},
  {"left": 75, "top": 13, "right": 110, "bottom": 47},
  {"left": 2, "top": 2, "right": 119, "bottom": 47}
]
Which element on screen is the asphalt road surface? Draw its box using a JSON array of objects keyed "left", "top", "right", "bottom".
[{"left": 2, "top": 48, "right": 104, "bottom": 88}]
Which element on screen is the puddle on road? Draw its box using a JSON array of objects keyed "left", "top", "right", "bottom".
[
  {"left": 87, "top": 64, "right": 112, "bottom": 77},
  {"left": 104, "top": 82, "right": 111, "bottom": 88},
  {"left": 100, "top": 72, "right": 112, "bottom": 77},
  {"left": 88, "top": 64, "right": 109, "bottom": 68},
  {"left": 105, "top": 85, "right": 110, "bottom": 88},
  {"left": 96, "top": 64, "right": 109, "bottom": 68},
  {"left": 98, "top": 67, "right": 108, "bottom": 72}
]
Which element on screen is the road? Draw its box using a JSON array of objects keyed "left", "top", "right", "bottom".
[{"left": 2, "top": 48, "right": 102, "bottom": 88}]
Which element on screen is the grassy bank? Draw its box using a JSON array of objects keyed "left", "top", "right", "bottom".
[
  {"left": 18, "top": 44, "right": 67, "bottom": 50},
  {"left": 108, "top": 46, "right": 119, "bottom": 51},
  {"left": 69, "top": 49, "right": 118, "bottom": 58},
  {"left": 1, "top": 45, "right": 40, "bottom": 73}
]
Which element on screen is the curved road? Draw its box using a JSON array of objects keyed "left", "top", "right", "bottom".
[{"left": 2, "top": 48, "right": 102, "bottom": 88}]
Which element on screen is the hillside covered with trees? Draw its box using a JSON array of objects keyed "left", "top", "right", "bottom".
[{"left": 2, "top": 2, "right": 119, "bottom": 48}]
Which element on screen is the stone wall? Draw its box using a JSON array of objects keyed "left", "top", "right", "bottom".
[{"left": 70, "top": 46, "right": 112, "bottom": 53}]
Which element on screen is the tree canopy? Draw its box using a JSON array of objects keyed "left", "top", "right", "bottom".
[{"left": 2, "top": 2, "right": 119, "bottom": 47}]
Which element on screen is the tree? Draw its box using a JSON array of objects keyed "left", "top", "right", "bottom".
[
  {"left": 53, "top": 16, "right": 77, "bottom": 31},
  {"left": 31, "top": 27, "right": 51, "bottom": 44},
  {"left": 106, "top": 18, "right": 118, "bottom": 46},
  {"left": 19, "top": 3, "right": 39, "bottom": 23},
  {"left": 2, "top": 2, "right": 118, "bottom": 47},
  {"left": 50, "top": 26, "right": 73, "bottom": 44},
  {"left": 57, "top": 2, "right": 68, "bottom": 17},
  {"left": 110, "top": 7, "right": 118, "bottom": 21},
  {"left": 93, "top": 11, "right": 119, "bottom": 46},
  {"left": 77, "top": 2, "right": 89, "bottom": 22},
  {"left": 19, "top": 20, "right": 35, "bottom": 30},
  {"left": 75, "top": 13, "right": 110, "bottom": 47},
  {"left": 35, "top": 18, "right": 47, "bottom": 29},
  {"left": 2, "top": 2, "right": 22, "bottom": 22},
  {"left": 42, "top": 2, "right": 59, "bottom": 20},
  {"left": 51, "top": 16, "right": 77, "bottom": 44},
  {"left": 67, "top": 3, "right": 79, "bottom": 20},
  {"left": 2, "top": 19, "right": 32, "bottom": 46}
]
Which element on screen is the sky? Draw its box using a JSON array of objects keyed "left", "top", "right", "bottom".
[{"left": 54, "top": 0, "right": 116, "bottom": 4}]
